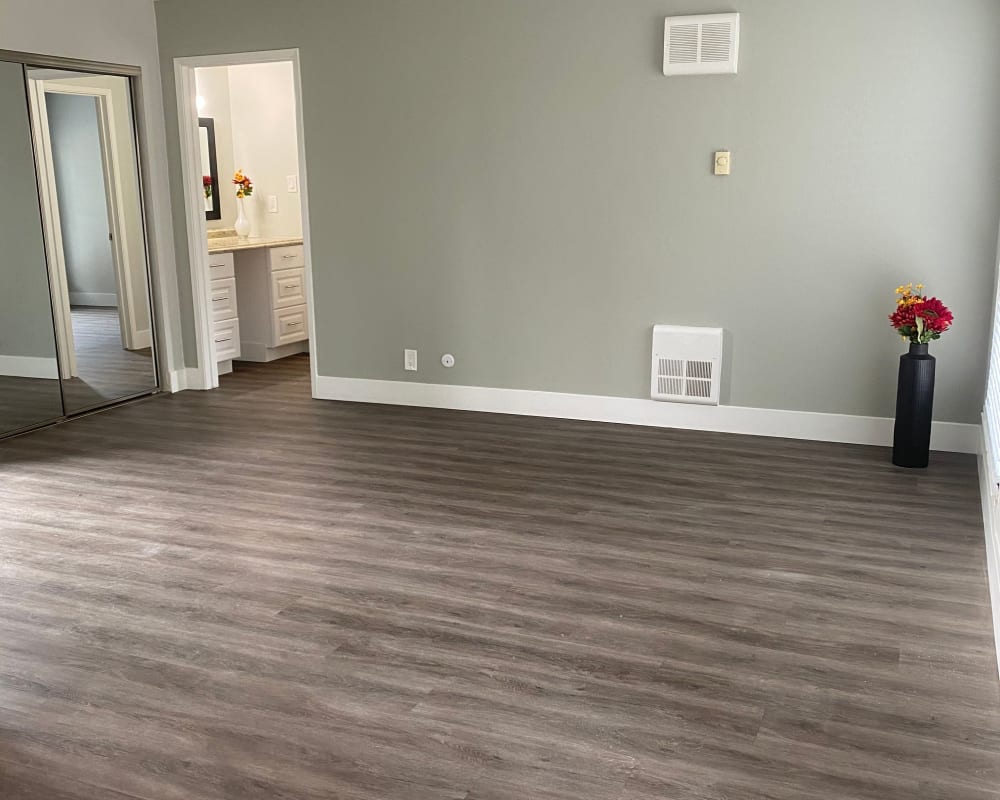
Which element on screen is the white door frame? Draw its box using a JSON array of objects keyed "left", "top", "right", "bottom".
[
  {"left": 26, "top": 79, "right": 76, "bottom": 378},
  {"left": 29, "top": 79, "right": 149, "bottom": 355},
  {"left": 174, "top": 48, "right": 317, "bottom": 393}
]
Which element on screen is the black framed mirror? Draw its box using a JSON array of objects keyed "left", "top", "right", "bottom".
[{"left": 199, "top": 117, "right": 221, "bottom": 221}]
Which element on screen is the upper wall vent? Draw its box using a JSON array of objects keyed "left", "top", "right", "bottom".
[
  {"left": 651, "top": 325, "right": 724, "bottom": 405},
  {"left": 663, "top": 13, "right": 740, "bottom": 76}
]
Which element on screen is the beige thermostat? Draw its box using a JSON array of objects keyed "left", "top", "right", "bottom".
[{"left": 714, "top": 151, "right": 731, "bottom": 176}]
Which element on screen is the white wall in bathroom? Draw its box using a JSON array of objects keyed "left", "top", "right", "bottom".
[
  {"left": 195, "top": 61, "right": 302, "bottom": 239},
  {"left": 228, "top": 61, "right": 302, "bottom": 239}
]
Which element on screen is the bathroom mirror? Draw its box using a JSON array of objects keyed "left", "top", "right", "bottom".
[{"left": 199, "top": 117, "right": 221, "bottom": 220}]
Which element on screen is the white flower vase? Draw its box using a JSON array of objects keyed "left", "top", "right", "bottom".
[{"left": 234, "top": 197, "right": 251, "bottom": 239}]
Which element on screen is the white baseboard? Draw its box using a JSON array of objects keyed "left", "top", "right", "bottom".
[
  {"left": 0, "top": 355, "right": 59, "bottom": 380},
  {"left": 131, "top": 329, "right": 152, "bottom": 351},
  {"left": 167, "top": 367, "right": 209, "bottom": 392},
  {"left": 69, "top": 292, "right": 117, "bottom": 307},
  {"left": 978, "top": 419, "right": 1000, "bottom": 679},
  {"left": 313, "top": 376, "right": 980, "bottom": 453}
]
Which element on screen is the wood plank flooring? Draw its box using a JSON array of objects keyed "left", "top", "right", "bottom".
[
  {"left": 62, "top": 306, "right": 156, "bottom": 413},
  {"left": 0, "top": 307, "right": 156, "bottom": 437},
  {"left": 0, "top": 354, "right": 995, "bottom": 799}
]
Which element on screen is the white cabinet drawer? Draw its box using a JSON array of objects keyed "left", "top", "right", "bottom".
[
  {"left": 268, "top": 244, "right": 304, "bottom": 271},
  {"left": 210, "top": 276, "right": 238, "bottom": 322},
  {"left": 208, "top": 252, "right": 235, "bottom": 280},
  {"left": 213, "top": 318, "right": 241, "bottom": 362},
  {"left": 270, "top": 268, "right": 306, "bottom": 309},
  {"left": 271, "top": 304, "right": 308, "bottom": 346}
]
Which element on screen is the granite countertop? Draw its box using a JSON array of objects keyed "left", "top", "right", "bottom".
[{"left": 207, "top": 229, "right": 304, "bottom": 254}]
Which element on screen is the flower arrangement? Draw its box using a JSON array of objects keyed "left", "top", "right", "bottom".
[
  {"left": 203, "top": 175, "right": 213, "bottom": 199},
  {"left": 889, "top": 283, "right": 954, "bottom": 344},
  {"left": 233, "top": 170, "right": 253, "bottom": 199}
]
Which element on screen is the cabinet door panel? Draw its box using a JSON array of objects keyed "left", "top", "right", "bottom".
[
  {"left": 271, "top": 305, "right": 308, "bottom": 346},
  {"left": 270, "top": 268, "right": 306, "bottom": 309}
]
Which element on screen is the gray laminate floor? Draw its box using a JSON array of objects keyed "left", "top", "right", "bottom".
[
  {"left": 63, "top": 306, "right": 155, "bottom": 413},
  {"left": 0, "top": 354, "right": 995, "bottom": 799}
]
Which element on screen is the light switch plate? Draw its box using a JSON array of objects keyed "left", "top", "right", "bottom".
[
  {"left": 267, "top": 195, "right": 278, "bottom": 213},
  {"left": 286, "top": 174, "right": 299, "bottom": 193},
  {"left": 714, "top": 151, "right": 731, "bottom": 176}
]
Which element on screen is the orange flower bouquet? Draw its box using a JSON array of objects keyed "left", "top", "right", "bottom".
[{"left": 233, "top": 170, "right": 254, "bottom": 199}]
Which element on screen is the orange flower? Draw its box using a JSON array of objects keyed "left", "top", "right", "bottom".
[{"left": 233, "top": 170, "right": 254, "bottom": 199}]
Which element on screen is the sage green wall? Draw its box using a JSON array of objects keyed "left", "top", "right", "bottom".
[
  {"left": 0, "top": 60, "right": 60, "bottom": 363},
  {"left": 154, "top": 0, "right": 1000, "bottom": 424}
]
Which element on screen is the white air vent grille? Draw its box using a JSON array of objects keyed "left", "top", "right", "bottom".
[
  {"left": 651, "top": 326, "right": 724, "bottom": 405},
  {"left": 663, "top": 13, "right": 740, "bottom": 76},
  {"left": 668, "top": 24, "right": 699, "bottom": 64}
]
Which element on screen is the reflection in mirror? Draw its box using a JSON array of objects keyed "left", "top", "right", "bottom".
[
  {"left": 26, "top": 66, "right": 158, "bottom": 415},
  {"left": 200, "top": 117, "right": 221, "bottom": 220},
  {"left": 0, "top": 60, "right": 65, "bottom": 435}
]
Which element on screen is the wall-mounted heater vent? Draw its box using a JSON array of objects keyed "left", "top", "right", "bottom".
[
  {"left": 663, "top": 13, "right": 740, "bottom": 76},
  {"left": 651, "top": 325, "right": 724, "bottom": 405}
]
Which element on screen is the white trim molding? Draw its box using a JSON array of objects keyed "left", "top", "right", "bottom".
[
  {"left": 314, "top": 376, "right": 980, "bottom": 453},
  {"left": 167, "top": 367, "right": 205, "bottom": 393},
  {"left": 0, "top": 356, "right": 60, "bottom": 380},
  {"left": 979, "top": 417, "right": 1000, "bottom": 679},
  {"left": 68, "top": 292, "right": 117, "bottom": 307}
]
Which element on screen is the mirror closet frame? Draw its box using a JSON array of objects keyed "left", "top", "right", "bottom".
[{"left": 0, "top": 49, "right": 164, "bottom": 439}]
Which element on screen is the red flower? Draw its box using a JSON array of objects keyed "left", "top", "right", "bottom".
[
  {"left": 889, "top": 295, "right": 953, "bottom": 340},
  {"left": 916, "top": 297, "right": 953, "bottom": 333},
  {"left": 203, "top": 175, "right": 213, "bottom": 186},
  {"left": 889, "top": 302, "right": 916, "bottom": 330}
]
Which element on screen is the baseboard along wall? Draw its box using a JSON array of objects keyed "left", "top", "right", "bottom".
[
  {"left": 0, "top": 355, "right": 60, "bottom": 380},
  {"left": 313, "top": 376, "right": 979, "bottom": 453},
  {"left": 69, "top": 292, "right": 118, "bottom": 307}
]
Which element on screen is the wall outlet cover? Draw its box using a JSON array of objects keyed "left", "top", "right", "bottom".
[
  {"left": 714, "top": 151, "right": 731, "bottom": 176},
  {"left": 404, "top": 349, "right": 418, "bottom": 371}
]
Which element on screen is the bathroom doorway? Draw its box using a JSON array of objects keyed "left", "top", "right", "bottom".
[{"left": 174, "top": 50, "right": 316, "bottom": 394}]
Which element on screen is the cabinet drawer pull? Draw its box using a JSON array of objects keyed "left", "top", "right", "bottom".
[
  {"left": 282, "top": 254, "right": 297, "bottom": 259},
  {"left": 286, "top": 321, "right": 302, "bottom": 327},
  {"left": 212, "top": 297, "right": 226, "bottom": 302}
]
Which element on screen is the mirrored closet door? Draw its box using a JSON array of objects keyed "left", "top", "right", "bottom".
[
  {"left": 0, "top": 56, "right": 158, "bottom": 438},
  {"left": 0, "top": 59, "right": 65, "bottom": 434}
]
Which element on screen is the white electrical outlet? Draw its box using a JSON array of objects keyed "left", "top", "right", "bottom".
[
  {"left": 404, "top": 349, "right": 418, "bottom": 371},
  {"left": 267, "top": 195, "right": 278, "bottom": 213},
  {"left": 286, "top": 174, "right": 299, "bottom": 193}
]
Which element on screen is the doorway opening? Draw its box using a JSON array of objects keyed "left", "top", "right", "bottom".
[{"left": 174, "top": 50, "right": 316, "bottom": 394}]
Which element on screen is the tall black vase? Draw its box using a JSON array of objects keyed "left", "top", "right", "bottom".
[{"left": 892, "top": 342, "right": 935, "bottom": 468}]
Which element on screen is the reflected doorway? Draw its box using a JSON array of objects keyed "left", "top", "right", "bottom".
[{"left": 26, "top": 68, "right": 158, "bottom": 415}]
